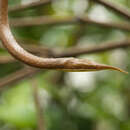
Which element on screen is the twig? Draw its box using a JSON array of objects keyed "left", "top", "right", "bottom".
[
  {"left": 10, "top": 16, "right": 76, "bottom": 27},
  {"left": 0, "top": 66, "right": 39, "bottom": 88},
  {"left": 0, "top": 55, "right": 15, "bottom": 63},
  {"left": 1, "top": 39, "right": 130, "bottom": 64},
  {"left": 80, "top": 16, "right": 130, "bottom": 31},
  {"left": 9, "top": 0, "right": 51, "bottom": 13},
  {"left": 10, "top": 16, "right": 130, "bottom": 31},
  {"left": 93, "top": 0, "right": 130, "bottom": 20},
  {"left": 0, "top": 40, "right": 53, "bottom": 57},
  {"left": 70, "top": 23, "right": 86, "bottom": 46},
  {"left": 32, "top": 79, "right": 45, "bottom": 130},
  {"left": 9, "top": 0, "right": 130, "bottom": 20},
  {"left": 57, "top": 39, "right": 130, "bottom": 57}
]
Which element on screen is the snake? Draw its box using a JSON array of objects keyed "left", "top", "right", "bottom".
[{"left": 0, "top": 0, "right": 127, "bottom": 73}]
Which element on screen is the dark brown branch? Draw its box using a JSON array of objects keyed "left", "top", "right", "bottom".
[
  {"left": 0, "top": 55, "right": 15, "bottom": 63},
  {"left": 57, "top": 39, "right": 130, "bottom": 57},
  {"left": 32, "top": 79, "right": 45, "bottom": 130},
  {"left": 0, "top": 66, "right": 39, "bottom": 88},
  {"left": 0, "top": 40, "right": 53, "bottom": 57},
  {"left": 93, "top": 0, "right": 130, "bottom": 20},
  {"left": 9, "top": 0, "right": 51, "bottom": 13},
  {"left": 80, "top": 17, "right": 130, "bottom": 31},
  {"left": 8, "top": 0, "right": 130, "bottom": 21},
  {"left": 10, "top": 16, "right": 130, "bottom": 31},
  {"left": 0, "top": 39, "right": 130, "bottom": 63},
  {"left": 10, "top": 16, "right": 76, "bottom": 27}
]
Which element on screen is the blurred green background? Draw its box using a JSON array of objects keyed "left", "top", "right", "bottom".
[{"left": 0, "top": 0, "right": 130, "bottom": 130}]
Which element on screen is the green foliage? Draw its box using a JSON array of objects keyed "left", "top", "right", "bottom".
[{"left": 0, "top": 81, "right": 36, "bottom": 128}]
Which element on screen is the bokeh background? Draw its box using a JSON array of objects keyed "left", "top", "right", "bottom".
[{"left": 0, "top": 0, "right": 130, "bottom": 130}]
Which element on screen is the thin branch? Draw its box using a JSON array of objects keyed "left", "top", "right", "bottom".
[
  {"left": 93, "top": 0, "right": 130, "bottom": 20},
  {"left": 9, "top": 0, "right": 51, "bottom": 13},
  {"left": 8, "top": 0, "right": 130, "bottom": 21},
  {"left": 0, "top": 55, "right": 15, "bottom": 63},
  {"left": 32, "top": 79, "right": 45, "bottom": 130},
  {"left": 0, "top": 39, "right": 130, "bottom": 63},
  {"left": 70, "top": 23, "right": 86, "bottom": 46},
  {"left": 0, "top": 41, "right": 53, "bottom": 57},
  {"left": 80, "top": 16, "right": 130, "bottom": 31},
  {"left": 10, "top": 16, "right": 130, "bottom": 31},
  {"left": 10, "top": 16, "right": 76, "bottom": 27},
  {"left": 0, "top": 66, "right": 39, "bottom": 88},
  {"left": 57, "top": 39, "right": 130, "bottom": 57}
]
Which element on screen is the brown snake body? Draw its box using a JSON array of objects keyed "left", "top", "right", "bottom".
[
  {"left": 0, "top": 0, "right": 127, "bottom": 73},
  {"left": 0, "top": 0, "right": 75, "bottom": 70}
]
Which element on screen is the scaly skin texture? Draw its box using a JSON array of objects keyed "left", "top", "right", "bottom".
[{"left": 0, "top": 0, "right": 127, "bottom": 73}]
